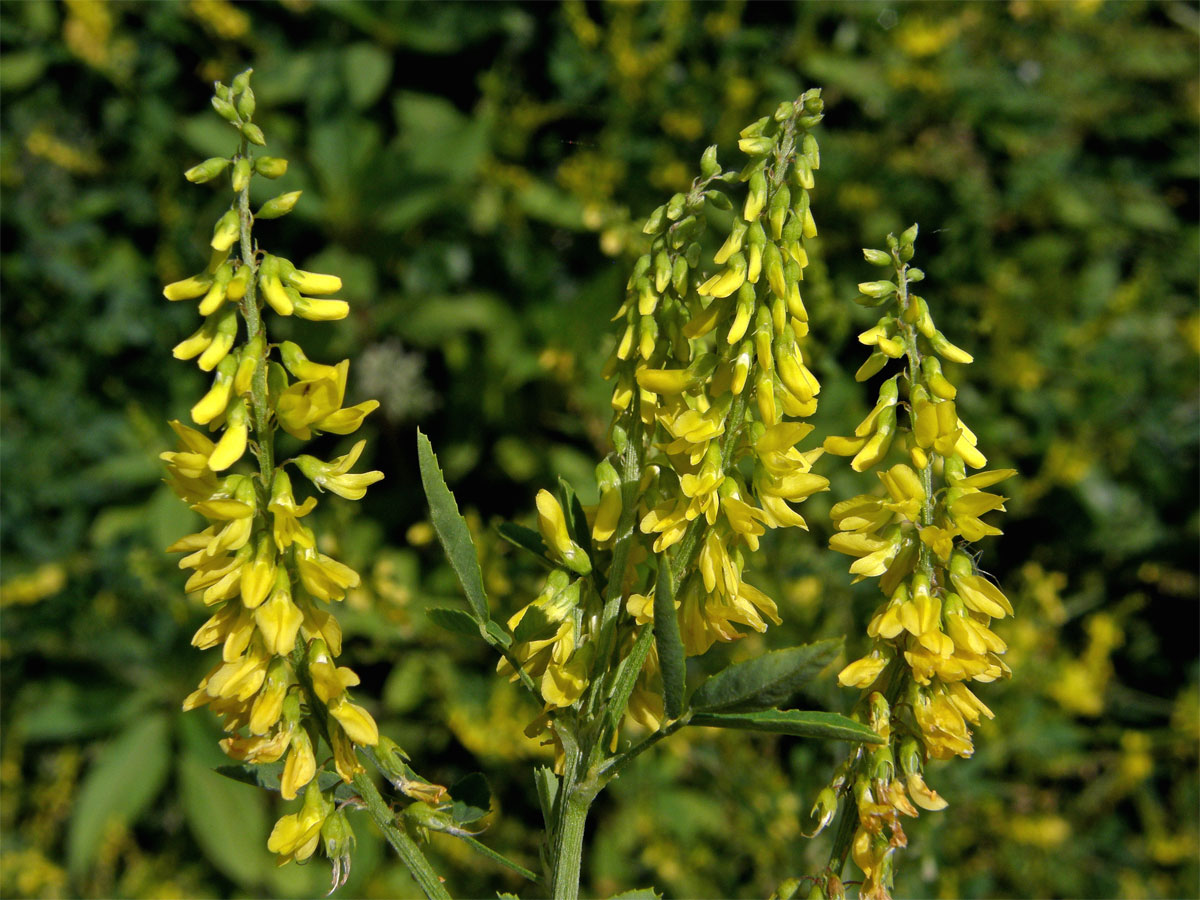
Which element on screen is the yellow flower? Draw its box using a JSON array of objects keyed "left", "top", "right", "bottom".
[
  {"left": 267, "top": 784, "right": 331, "bottom": 864},
  {"left": 294, "top": 440, "right": 384, "bottom": 501},
  {"left": 535, "top": 490, "right": 592, "bottom": 575},
  {"left": 268, "top": 470, "right": 317, "bottom": 550}
]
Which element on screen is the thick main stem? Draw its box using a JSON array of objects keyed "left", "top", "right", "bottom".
[{"left": 549, "top": 792, "right": 590, "bottom": 900}]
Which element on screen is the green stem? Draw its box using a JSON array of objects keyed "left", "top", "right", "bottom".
[
  {"left": 549, "top": 792, "right": 590, "bottom": 900},
  {"left": 826, "top": 789, "right": 858, "bottom": 880},
  {"left": 352, "top": 771, "right": 451, "bottom": 900},
  {"left": 595, "top": 713, "right": 690, "bottom": 785}
]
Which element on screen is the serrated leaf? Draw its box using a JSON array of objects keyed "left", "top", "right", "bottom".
[
  {"left": 427, "top": 606, "right": 481, "bottom": 638},
  {"left": 417, "top": 429, "right": 490, "bottom": 623},
  {"left": 653, "top": 563, "right": 686, "bottom": 719},
  {"left": 609, "top": 890, "right": 664, "bottom": 899},
  {"left": 67, "top": 713, "right": 171, "bottom": 877},
  {"left": 534, "top": 765, "right": 558, "bottom": 828},
  {"left": 496, "top": 521, "right": 554, "bottom": 568},
  {"left": 449, "top": 772, "right": 492, "bottom": 824},
  {"left": 179, "top": 755, "right": 269, "bottom": 886},
  {"left": 688, "top": 709, "right": 883, "bottom": 744},
  {"left": 689, "top": 639, "right": 842, "bottom": 712}
]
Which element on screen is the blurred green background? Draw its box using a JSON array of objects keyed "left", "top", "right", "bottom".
[{"left": 1, "top": 1, "right": 1196, "bottom": 897}]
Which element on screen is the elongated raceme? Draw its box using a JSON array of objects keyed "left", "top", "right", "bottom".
[
  {"left": 814, "top": 227, "right": 1015, "bottom": 900},
  {"left": 501, "top": 91, "right": 830, "bottom": 755},
  {"left": 163, "top": 71, "right": 383, "bottom": 890}
]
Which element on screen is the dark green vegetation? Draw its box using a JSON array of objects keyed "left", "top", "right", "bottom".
[{"left": 1, "top": 2, "right": 1196, "bottom": 897}]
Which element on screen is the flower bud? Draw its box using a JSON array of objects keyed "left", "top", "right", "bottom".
[
  {"left": 236, "top": 85, "right": 256, "bottom": 120},
  {"left": 256, "top": 191, "right": 301, "bottom": 220},
  {"left": 241, "top": 122, "right": 266, "bottom": 146},
  {"left": 210, "top": 209, "right": 240, "bottom": 253},
  {"left": 254, "top": 156, "right": 288, "bottom": 178},
  {"left": 185, "top": 157, "right": 230, "bottom": 183},
  {"left": 211, "top": 95, "right": 239, "bottom": 123},
  {"left": 231, "top": 68, "right": 253, "bottom": 95},
  {"left": 700, "top": 144, "right": 720, "bottom": 179},
  {"left": 231, "top": 157, "right": 252, "bottom": 193}
]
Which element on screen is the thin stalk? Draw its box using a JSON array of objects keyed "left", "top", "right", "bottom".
[{"left": 351, "top": 771, "right": 451, "bottom": 900}]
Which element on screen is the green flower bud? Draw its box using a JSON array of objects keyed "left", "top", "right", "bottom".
[
  {"left": 241, "top": 122, "right": 266, "bottom": 146},
  {"left": 231, "top": 158, "right": 252, "bottom": 193},
  {"left": 211, "top": 96, "right": 239, "bottom": 124},
  {"left": 213, "top": 81, "right": 231, "bottom": 102},
  {"left": 236, "top": 85, "right": 255, "bottom": 120},
  {"left": 256, "top": 191, "right": 302, "bottom": 220},
  {"left": 666, "top": 192, "right": 687, "bottom": 221},
  {"left": 184, "top": 157, "right": 230, "bottom": 184},
  {"left": 699, "top": 144, "right": 720, "bottom": 179},
  {"left": 230, "top": 68, "right": 253, "bottom": 95},
  {"left": 254, "top": 156, "right": 288, "bottom": 178},
  {"left": 862, "top": 248, "right": 892, "bottom": 266},
  {"left": 642, "top": 204, "right": 667, "bottom": 235},
  {"left": 704, "top": 189, "right": 732, "bottom": 211}
]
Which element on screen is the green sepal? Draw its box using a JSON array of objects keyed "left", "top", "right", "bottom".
[
  {"left": 687, "top": 709, "right": 883, "bottom": 744},
  {"left": 688, "top": 638, "right": 842, "bottom": 712}
]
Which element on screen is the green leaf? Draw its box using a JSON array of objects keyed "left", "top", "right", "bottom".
[
  {"left": 449, "top": 773, "right": 492, "bottom": 824},
  {"left": 605, "top": 625, "right": 655, "bottom": 736},
  {"left": 427, "top": 606, "right": 481, "bottom": 638},
  {"left": 689, "top": 639, "right": 842, "bottom": 712},
  {"left": 609, "top": 890, "right": 664, "bottom": 899},
  {"left": 688, "top": 709, "right": 883, "bottom": 744},
  {"left": 556, "top": 476, "right": 591, "bottom": 553},
  {"left": 496, "top": 521, "right": 554, "bottom": 568},
  {"left": 67, "top": 712, "right": 171, "bottom": 877},
  {"left": 342, "top": 43, "right": 392, "bottom": 110},
  {"left": 653, "top": 563, "right": 686, "bottom": 719},
  {"left": 417, "top": 429, "right": 490, "bottom": 623},
  {"left": 178, "top": 755, "right": 269, "bottom": 886},
  {"left": 534, "top": 765, "right": 558, "bottom": 828},
  {"left": 215, "top": 762, "right": 342, "bottom": 795},
  {"left": 482, "top": 620, "right": 513, "bottom": 648}
]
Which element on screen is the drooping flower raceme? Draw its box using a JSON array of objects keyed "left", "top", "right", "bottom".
[
  {"left": 162, "top": 71, "right": 383, "bottom": 885},
  {"left": 812, "top": 227, "right": 1015, "bottom": 900}
]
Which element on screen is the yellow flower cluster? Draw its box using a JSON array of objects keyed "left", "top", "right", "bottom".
[
  {"left": 502, "top": 92, "right": 830, "bottom": 743},
  {"left": 813, "top": 227, "right": 1015, "bottom": 899},
  {"left": 161, "top": 71, "right": 381, "bottom": 881}
]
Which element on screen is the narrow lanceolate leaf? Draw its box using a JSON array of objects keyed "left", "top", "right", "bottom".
[
  {"left": 178, "top": 755, "right": 270, "bottom": 886},
  {"left": 496, "top": 521, "right": 554, "bottom": 568},
  {"left": 605, "top": 625, "right": 655, "bottom": 736},
  {"left": 417, "top": 429, "right": 490, "bottom": 623},
  {"left": 688, "top": 709, "right": 883, "bottom": 744},
  {"left": 67, "top": 713, "right": 171, "bottom": 877},
  {"left": 688, "top": 638, "right": 842, "bottom": 712},
  {"left": 534, "top": 765, "right": 559, "bottom": 828},
  {"left": 653, "top": 562, "right": 686, "bottom": 719},
  {"left": 427, "top": 606, "right": 481, "bottom": 638}
]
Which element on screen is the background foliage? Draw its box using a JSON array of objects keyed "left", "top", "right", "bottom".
[{"left": 1, "top": 1, "right": 1196, "bottom": 897}]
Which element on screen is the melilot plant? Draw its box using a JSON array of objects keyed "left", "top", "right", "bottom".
[{"left": 164, "top": 76, "right": 1013, "bottom": 900}]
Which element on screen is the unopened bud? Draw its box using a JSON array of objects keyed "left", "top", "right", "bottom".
[
  {"left": 184, "top": 157, "right": 230, "bottom": 184},
  {"left": 241, "top": 122, "right": 266, "bottom": 146},
  {"left": 254, "top": 156, "right": 288, "bottom": 178},
  {"left": 231, "top": 158, "right": 251, "bottom": 193},
  {"left": 256, "top": 191, "right": 301, "bottom": 220}
]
